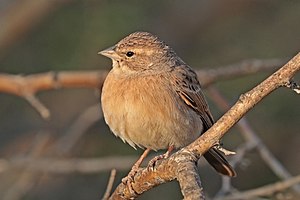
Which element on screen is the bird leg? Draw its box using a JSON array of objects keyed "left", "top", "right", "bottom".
[
  {"left": 148, "top": 145, "right": 174, "bottom": 170},
  {"left": 122, "top": 148, "right": 151, "bottom": 193}
]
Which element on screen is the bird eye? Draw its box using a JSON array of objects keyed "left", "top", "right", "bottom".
[{"left": 126, "top": 51, "right": 134, "bottom": 57}]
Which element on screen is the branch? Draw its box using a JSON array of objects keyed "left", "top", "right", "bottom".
[
  {"left": 218, "top": 174, "right": 300, "bottom": 200},
  {"left": 0, "top": 70, "right": 107, "bottom": 96},
  {"left": 186, "top": 54, "right": 299, "bottom": 156},
  {"left": 198, "top": 58, "right": 285, "bottom": 87},
  {"left": 177, "top": 155, "right": 205, "bottom": 200},
  {"left": 109, "top": 151, "right": 199, "bottom": 200},
  {"left": 109, "top": 53, "right": 300, "bottom": 199},
  {"left": 102, "top": 169, "right": 117, "bottom": 200},
  {"left": 207, "top": 87, "right": 300, "bottom": 194},
  {"left": 24, "top": 94, "right": 50, "bottom": 119},
  {"left": 52, "top": 103, "right": 103, "bottom": 155},
  {"left": 0, "top": 71, "right": 107, "bottom": 118},
  {"left": 2, "top": 133, "right": 51, "bottom": 200},
  {"left": 0, "top": 156, "right": 138, "bottom": 174},
  {"left": 0, "top": 59, "right": 283, "bottom": 96}
]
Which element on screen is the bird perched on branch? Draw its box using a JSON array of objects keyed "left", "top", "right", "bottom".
[{"left": 99, "top": 31, "right": 236, "bottom": 185}]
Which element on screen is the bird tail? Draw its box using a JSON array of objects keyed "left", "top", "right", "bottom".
[{"left": 204, "top": 147, "right": 236, "bottom": 177}]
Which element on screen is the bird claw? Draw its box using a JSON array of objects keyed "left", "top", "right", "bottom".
[
  {"left": 122, "top": 167, "right": 138, "bottom": 195},
  {"left": 147, "top": 154, "right": 167, "bottom": 171},
  {"left": 214, "top": 144, "right": 236, "bottom": 156}
]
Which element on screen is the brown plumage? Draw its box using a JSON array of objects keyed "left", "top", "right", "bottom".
[{"left": 100, "top": 31, "right": 236, "bottom": 178}]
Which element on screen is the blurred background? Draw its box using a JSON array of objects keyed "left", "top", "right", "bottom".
[{"left": 0, "top": 0, "right": 299, "bottom": 199}]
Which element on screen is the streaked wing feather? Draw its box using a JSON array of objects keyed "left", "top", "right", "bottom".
[
  {"left": 172, "top": 65, "right": 214, "bottom": 131},
  {"left": 171, "top": 64, "right": 236, "bottom": 177}
]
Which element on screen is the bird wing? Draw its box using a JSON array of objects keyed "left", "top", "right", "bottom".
[
  {"left": 171, "top": 64, "right": 214, "bottom": 131},
  {"left": 170, "top": 64, "right": 236, "bottom": 177}
]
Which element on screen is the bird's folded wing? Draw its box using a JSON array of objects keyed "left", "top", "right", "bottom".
[{"left": 171, "top": 65, "right": 214, "bottom": 131}]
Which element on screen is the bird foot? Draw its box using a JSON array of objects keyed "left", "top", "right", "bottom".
[
  {"left": 121, "top": 148, "right": 151, "bottom": 194},
  {"left": 122, "top": 166, "right": 139, "bottom": 195}
]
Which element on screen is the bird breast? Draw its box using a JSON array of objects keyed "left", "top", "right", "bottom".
[{"left": 101, "top": 69, "right": 203, "bottom": 150}]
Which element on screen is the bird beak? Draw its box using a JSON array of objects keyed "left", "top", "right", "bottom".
[{"left": 98, "top": 46, "right": 120, "bottom": 60}]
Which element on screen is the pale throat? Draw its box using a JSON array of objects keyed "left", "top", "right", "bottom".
[{"left": 112, "top": 59, "right": 120, "bottom": 68}]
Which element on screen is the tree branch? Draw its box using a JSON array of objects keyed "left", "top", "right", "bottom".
[
  {"left": 0, "top": 59, "right": 283, "bottom": 97},
  {"left": 0, "top": 156, "right": 138, "bottom": 174},
  {"left": 207, "top": 86, "right": 300, "bottom": 194},
  {"left": 102, "top": 169, "right": 117, "bottom": 200},
  {"left": 177, "top": 153, "right": 205, "bottom": 200},
  {"left": 198, "top": 58, "right": 285, "bottom": 86},
  {"left": 218, "top": 174, "right": 300, "bottom": 200},
  {"left": 0, "top": 71, "right": 107, "bottom": 96}
]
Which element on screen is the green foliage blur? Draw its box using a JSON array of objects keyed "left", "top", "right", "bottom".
[{"left": 0, "top": 1, "right": 299, "bottom": 199}]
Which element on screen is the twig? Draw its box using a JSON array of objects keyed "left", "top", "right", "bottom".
[
  {"left": 102, "top": 169, "right": 117, "bottom": 200},
  {"left": 53, "top": 103, "right": 103, "bottom": 155},
  {"left": 24, "top": 94, "right": 50, "bottom": 119},
  {"left": 217, "top": 174, "right": 300, "bottom": 200},
  {"left": 3, "top": 133, "right": 51, "bottom": 200},
  {"left": 0, "top": 71, "right": 107, "bottom": 96},
  {"left": 198, "top": 58, "right": 285, "bottom": 87},
  {"left": 0, "top": 155, "right": 212, "bottom": 174},
  {"left": 185, "top": 53, "right": 299, "bottom": 163},
  {"left": 207, "top": 86, "right": 300, "bottom": 193},
  {"left": 0, "top": 156, "right": 138, "bottom": 174}
]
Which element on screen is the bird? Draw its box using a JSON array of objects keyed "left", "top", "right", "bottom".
[{"left": 99, "top": 31, "right": 236, "bottom": 183}]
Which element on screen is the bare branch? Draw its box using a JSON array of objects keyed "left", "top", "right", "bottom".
[
  {"left": 3, "top": 133, "right": 51, "bottom": 200},
  {"left": 217, "top": 174, "right": 300, "bottom": 200},
  {"left": 0, "top": 59, "right": 283, "bottom": 97},
  {"left": 24, "top": 94, "right": 50, "bottom": 119},
  {"left": 53, "top": 103, "right": 103, "bottom": 155},
  {"left": 102, "top": 169, "right": 117, "bottom": 200},
  {"left": 185, "top": 53, "right": 299, "bottom": 158},
  {"left": 177, "top": 153, "right": 205, "bottom": 200},
  {"left": 198, "top": 58, "right": 285, "bottom": 87},
  {"left": 109, "top": 151, "right": 197, "bottom": 199},
  {"left": 0, "top": 71, "right": 107, "bottom": 96},
  {"left": 0, "top": 156, "right": 138, "bottom": 174},
  {"left": 0, "top": 156, "right": 213, "bottom": 175},
  {"left": 207, "top": 86, "right": 300, "bottom": 193}
]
